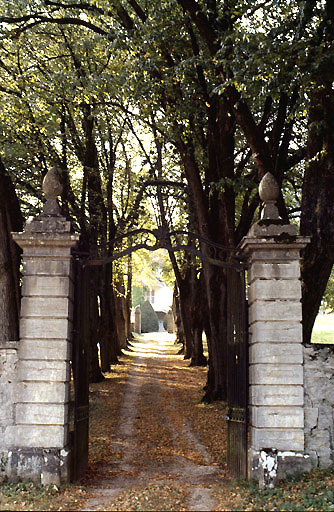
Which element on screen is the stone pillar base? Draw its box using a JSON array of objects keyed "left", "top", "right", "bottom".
[
  {"left": 5, "top": 446, "right": 72, "bottom": 485},
  {"left": 249, "top": 448, "right": 315, "bottom": 487}
]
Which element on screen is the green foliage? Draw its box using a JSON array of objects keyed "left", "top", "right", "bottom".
[
  {"left": 132, "top": 285, "right": 146, "bottom": 308},
  {"left": 323, "top": 268, "right": 334, "bottom": 312},
  {"left": 235, "top": 468, "right": 334, "bottom": 511},
  {"left": 140, "top": 300, "right": 159, "bottom": 333},
  {"left": 132, "top": 250, "right": 175, "bottom": 289}
]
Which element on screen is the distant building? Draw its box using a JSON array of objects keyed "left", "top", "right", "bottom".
[
  {"left": 144, "top": 276, "right": 173, "bottom": 331},
  {"left": 131, "top": 275, "right": 173, "bottom": 331},
  {"left": 144, "top": 277, "right": 172, "bottom": 310}
]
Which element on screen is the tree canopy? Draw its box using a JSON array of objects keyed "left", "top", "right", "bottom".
[{"left": 0, "top": 0, "right": 333, "bottom": 398}]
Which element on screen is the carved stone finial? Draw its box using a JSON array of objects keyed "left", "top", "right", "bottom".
[
  {"left": 259, "top": 172, "right": 280, "bottom": 202},
  {"left": 43, "top": 166, "right": 63, "bottom": 200},
  {"left": 247, "top": 172, "right": 297, "bottom": 237},
  {"left": 259, "top": 172, "right": 280, "bottom": 221},
  {"left": 42, "top": 166, "right": 63, "bottom": 216}
]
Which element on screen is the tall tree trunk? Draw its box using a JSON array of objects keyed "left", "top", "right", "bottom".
[
  {"left": 81, "top": 102, "right": 110, "bottom": 380},
  {"left": 173, "top": 285, "right": 185, "bottom": 350},
  {"left": 179, "top": 98, "right": 235, "bottom": 401},
  {"left": 0, "top": 157, "right": 23, "bottom": 342},
  {"left": 300, "top": 82, "right": 334, "bottom": 342},
  {"left": 190, "top": 271, "right": 207, "bottom": 366},
  {"left": 99, "top": 263, "right": 119, "bottom": 372},
  {"left": 87, "top": 267, "right": 104, "bottom": 382}
]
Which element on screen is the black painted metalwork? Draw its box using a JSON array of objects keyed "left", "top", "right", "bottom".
[
  {"left": 71, "top": 257, "right": 89, "bottom": 481},
  {"left": 226, "top": 267, "right": 248, "bottom": 479},
  {"left": 83, "top": 227, "right": 246, "bottom": 271}
]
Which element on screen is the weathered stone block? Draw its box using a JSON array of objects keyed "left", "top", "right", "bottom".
[
  {"left": 22, "top": 246, "right": 74, "bottom": 258},
  {"left": 23, "top": 258, "right": 71, "bottom": 277},
  {"left": 2, "top": 425, "right": 16, "bottom": 447},
  {"left": 60, "top": 445, "right": 72, "bottom": 482},
  {"left": 249, "top": 448, "right": 314, "bottom": 485},
  {"left": 248, "top": 248, "right": 301, "bottom": 262},
  {"left": 7, "top": 448, "right": 64, "bottom": 485},
  {"left": 276, "top": 452, "right": 314, "bottom": 479},
  {"left": 303, "top": 343, "right": 334, "bottom": 468},
  {"left": 249, "top": 280, "right": 301, "bottom": 303},
  {"left": 250, "top": 427, "right": 304, "bottom": 451},
  {"left": 249, "top": 301, "right": 302, "bottom": 324},
  {"left": 0, "top": 401, "right": 15, "bottom": 427},
  {"left": 17, "top": 360, "right": 70, "bottom": 382},
  {"left": 251, "top": 406, "right": 304, "bottom": 429},
  {"left": 249, "top": 343, "right": 303, "bottom": 364},
  {"left": 0, "top": 347, "right": 18, "bottom": 429},
  {"left": 248, "top": 261, "right": 301, "bottom": 283},
  {"left": 304, "top": 408, "right": 319, "bottom": 430},
  {"left": 12, "top": 232, "right": 79, "bottom": 256},
  {"left": 16, "top": 404, "right": 68, "bottom": 425},
  {"left": 21, "top": 297, "right": 73, "bottom": 319},
  {"left": 167, "top": 310, "right": 175, "bottom": 334},
  {"left": 14, "top": 425, "right": 68, "bottom": 448},
  {"left": 250, "top": 385, "right": 303, "bottom": 406},
  {"left": 41, "top": 449, "right": 61, "bottom": 486},
  {"left": 18, "top": 340, "right": 71, "bottom": 361},
  {"left": 22, "top": 276, "right": 73, "bottom": 297},
  {"left": 20, "top": 317, "right": 72, "bottom": 340},
  {"left": 305, "top": 431, "right": 332, "bottom": 467},
  {"left": 250, "top": 364, "right": 303, "bottom": 385},
  {"left": 16, "top": 381, "right": 69, "bottom": 404},
  {"left": 8, "top": 449, "right": 43, "bottom": 481},
  {"left": 250, "top": 321, "right": 302, "bottom": 343}
]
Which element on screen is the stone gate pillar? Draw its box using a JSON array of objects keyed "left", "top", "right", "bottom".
[
  {"left": 11, "top": 167, "right": 79, "bottom": 485},
  {"left": 134, "top": 305, "right": 141, "bottom": 334},
  {"left": 240, "top": 173, "right": 310, "bottom": 485},
  {"left": 167, "top": 309, "right": 175, "bottom": 334}
]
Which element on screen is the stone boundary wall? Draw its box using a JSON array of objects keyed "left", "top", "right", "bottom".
[
  {"left": 0, "top": 343, "right": 19, "bottom": 480},
  {"left": 304, "top": 343, "right": 334, "bottom": 467}
]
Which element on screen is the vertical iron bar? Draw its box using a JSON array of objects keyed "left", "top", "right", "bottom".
[
  {"left": 71, "top": 258, "right": 89, "bottom": 481},
  {"left": 227, "top": 267, "right": 248, "bottom": 479}
]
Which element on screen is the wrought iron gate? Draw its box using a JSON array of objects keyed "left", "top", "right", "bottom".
[
  {"left": 226, "top": 266, "right": 248, "bottom": 479},
  {"left": 71, "top": 257, "right": 90, "bottom": 481},
  {"left": 70, "top": 229, "right": 248, "bottom": 481}
]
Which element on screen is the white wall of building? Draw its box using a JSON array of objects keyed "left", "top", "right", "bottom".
[{"left": 145, "top": 283, "right": 173, "bottom": 312}]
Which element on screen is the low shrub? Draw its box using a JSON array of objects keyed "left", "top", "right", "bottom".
[{"left": 140, "top": 300, "right": 159, "bottom": 333}]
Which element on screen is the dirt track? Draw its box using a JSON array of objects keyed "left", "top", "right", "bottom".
[{"left": 79, "top": 333, "right": 228, "bottom": 511}]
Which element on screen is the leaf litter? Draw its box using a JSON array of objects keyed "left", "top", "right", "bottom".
[{"left": 79, "top": 333, "right": 229, "bottom": 511}]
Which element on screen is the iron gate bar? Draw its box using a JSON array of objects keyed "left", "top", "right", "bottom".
[
  {"left": 71, "top": 257, "right": 89, "bottom": 481},
  {"left": 84, "top": 244, "right": 247, "bottom": 270},
  {"left": 226, "top": 267, "right": 248, "bottom": 479},
  {"left": 80, "top": 226, "right": 248, "bottom": 270}
]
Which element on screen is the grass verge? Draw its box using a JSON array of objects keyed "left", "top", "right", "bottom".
[
  {"left": 311, "top": 314, "right": 334, "bottom": 344},
  {"left": 0, "top": 481, "right": 86, "bottom": 511}
]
